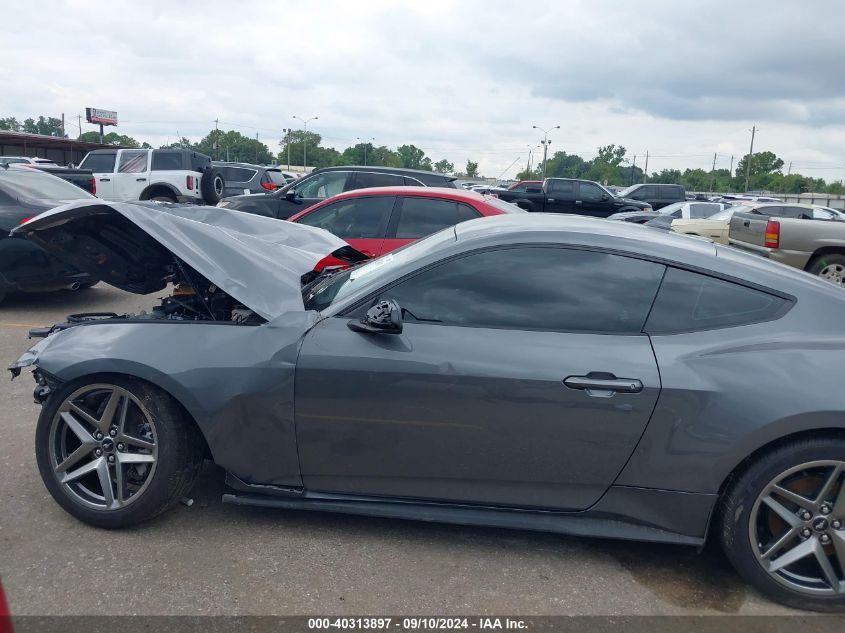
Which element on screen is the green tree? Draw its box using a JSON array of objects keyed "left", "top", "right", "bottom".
[
  {"left": 433, "top": 158, "right": 454, "bottom": 174},
  {"left": 542, "top": 151, "right": 588, "bottom": 179},
  {"left": 583, "top": 145, "right": 627, "bottom": 184},
  {"left": 465, "top": 159, "right": 479, "bottom": 178},
  {"left": 733, "top": 151, "right": 784, "bottom": 191},
  {"left": 0, "top": 117, "right": 21, "bottom": 132},
  {"left": 278, "top": 130, "right": 330, "bottom": 167},
  {"left": 78, "top": 131, "right": 149, "bottom": 148},
  {"left": 22, "top": 116, "right": 65, "bottom": 137},
  {"left": 397, "top": 144, "right": 433, "bottom": 171},
  {"left": 195, "top": 129, "right": 273, "bottom": 164},
  {"left": 159, "top": 137, "right": 194, "bottom": 150}
]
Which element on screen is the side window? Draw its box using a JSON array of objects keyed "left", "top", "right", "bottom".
[
  {"left": 403, "top": 176, "right": 424, "bottom": 186},
  {"left": 392, "top": 197, "right": 479, "bottom": 239},
  {"left": 629, "top": 186, "right": 650, "bottom": 200},
  {"left": 645, "top": 268, "right": 789, "bottom": 334},
  {"left": 379, "top": 247, "right": 665, "bottom": 332},
  {"left": 296, "top": 196, "right": 393, "bottom": 239},
  {"left": 118, "top": 151, "right": 148, "bottom": 173},
  {"left": 689, "top": 203, "right": 717, "bottom": 218},
  {"left": 511, "top": 184, "right": 527, "bottom": 192},
  {"left": 151, "top": 151, "right": 183, "bottom": 171},
  {"left": 219, "top": 167, "right": 256, "bottom": 183},
  {"left": 548, "top": 180, "right": 575, "bottom": 197},
  {"left": 353, "top": 172, "right": 406, "bottom": 189},
  {"left": 80, "top": 152, "right": 116, "bottom": 173},
  {"left": 578, "top": 182, "right": 604, "bottom": 202},
  {"left": 525, "top": 186, "right": 543, "bottom": 194},
  {"left": 670, "top": 208, "right": 683, "bottom": 219},
  {"left": 295, "top": 172, "right": 349, "bottom": 199},
  {"left": 659, "top": 186, "right": 683, "bottom": 200}
]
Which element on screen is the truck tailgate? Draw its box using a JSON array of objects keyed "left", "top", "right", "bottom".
[{"left": 729, "top": 212, "right": 768, "bottom": 247}]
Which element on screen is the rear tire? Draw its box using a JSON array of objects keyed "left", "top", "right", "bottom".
[
  {"left": 35, "top": 376, "right": 204, "bottom": 528},
  {"left": 200, "top": 168, "right": 226, "bottom": 205},
  {"left": 807, "top": 254, "right": 845, "bottom": 287},
  {"left": 719, "top": 436, "right": 845, "bottom": 612}
]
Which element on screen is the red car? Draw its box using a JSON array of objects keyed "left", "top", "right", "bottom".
[{"left": 288, "top": 186, "right": 522, "bottom": 269}]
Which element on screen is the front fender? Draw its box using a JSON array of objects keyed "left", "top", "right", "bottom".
[{"left": 31, "top": 315, "right": 316, "bottom": 487}]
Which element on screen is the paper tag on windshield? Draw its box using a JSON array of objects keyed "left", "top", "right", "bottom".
[{"left": 349, "top": 253, "right": 394, "bottom": 280}]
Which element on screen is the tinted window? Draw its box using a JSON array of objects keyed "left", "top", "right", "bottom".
[
  {"left": 548, "top": 180, "right": 575, "bottom": 195},
  {"left": 689, "top": 203, "right": 719, "bottom": 218},
  {"left": 296, "top": 196, "right": 393, "bottom": 239},
  {"left": 219, "top": 166, "right": 256, "bottom": 182},
  {"left": 266, "top": 170, "right": 287, "bottom": 186},
  {"left": 645, "top": 268, "right": 789, "bottom": 334},
  {"left": 394, "top": 197, "right": 479, "bottom": 239},
  {"left": 80, "top": 152, "right": 116, "bottom": 173},
  {"left": 628, "top": 185, "right": 652, "bottom": 200},
  {"left": 579, "top": 182, "right": 605, "bottom": 202},
  {"left": 354, "top": 172, "right": 406, "bottom": 189},
  {"left": 403, "top": 176, "right": 424, "bottom": 186},
  {"left": 151, "top": 151, "right": 183, "bottom": 171},
  {"left": 295, "top": 171, "right": 349, "bottom": 198},
  {"left": 659, "top": 186, "right": 684, "bottom": 200},
  {"left": 379, "top": 247, "right": 664, "bottom": 333},
  {"left": 117, "top": 151, "right": 148, "bottom": 173}
]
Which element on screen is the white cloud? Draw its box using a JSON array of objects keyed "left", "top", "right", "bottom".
[{"left": 2, "top": 0, "right": 844, "bottom": 179}]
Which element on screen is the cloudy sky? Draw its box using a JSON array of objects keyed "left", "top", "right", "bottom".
[{"left": 2, "top": 0, "right": 844, "bottom": 179}]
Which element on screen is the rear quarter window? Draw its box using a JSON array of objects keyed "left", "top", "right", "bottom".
[{"left": 645, "top": 268, "right": 790, "bottom": 334}]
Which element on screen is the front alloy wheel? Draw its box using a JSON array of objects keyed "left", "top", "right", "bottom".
[
  {"left": 48, "top": 384, "right": 157, "bottom": 510},
  {"left": 36, "top": 376, "right": 204, "bottom": 528}
]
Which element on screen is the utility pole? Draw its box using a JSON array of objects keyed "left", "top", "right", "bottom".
[
  {"left": 256, "top": 132, "right": 259, "bottom": 164},
  {"left": 787, "top": 161, "right": 792, "bottom": 176},
  {"left": 630, "top": 155, "right": 637, "bottom": 185},
  {"left": 744, "top": 125, "right": 756, "bottom": 192},
  {"left": 709, "top": 152, "right": 717, "bottom": 192},
  {"left": 77, "top": 114, "right": 82, "bottom": 137},
  {"left": 214, "top": 118, "right": 219, "bottom": 160},
  {"left": 356, "top": 136, "right": 375, "bottom": 165},
  {"left": 643, "top": 151, "right": 649, "bottom": 182},
  {"left": 293, "top": 115, "right": 318, "bottom": 171},
  {"left": 729, "top": 155, "right": 734, "bottom": 178},
  {"left": 533, "top": 124, "right": 560, "bottom": 180},
  {"left": 61, "top": 113, "right": 65, "bottom": 138}
]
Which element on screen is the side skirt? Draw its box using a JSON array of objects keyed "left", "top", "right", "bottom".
[{"left": 222, "top": 477, "right": 713, "bottom": 547}]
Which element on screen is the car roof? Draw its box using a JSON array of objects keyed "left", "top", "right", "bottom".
[
  {"left": 316, "top": 186, "right": 486, "bottom": 202},
  {"left": 314, "top": 165, "right": 455, "bottom": 179}
]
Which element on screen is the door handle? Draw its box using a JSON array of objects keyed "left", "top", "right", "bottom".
[
  {"left": 563, "top": 373, "right": 643, "bottom": 397},
  {"left": 136, "top": 177, "right": 147, "bottom": 182},
  {"left": 547, "top": 198, "right": 556, "bottom": 202},
  {"left": 575, "top": 200, "right": 582, "bottom": 205},
  {"left": 743, "top": 220, "right": 750, "bottom": 227},
  {"left": 100, "top": 178, "right": 111, "bottom": 182}
]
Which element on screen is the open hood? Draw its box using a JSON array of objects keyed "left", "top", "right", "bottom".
[{"left": 12, "top": 201, "right": 367, "bottom": 320}]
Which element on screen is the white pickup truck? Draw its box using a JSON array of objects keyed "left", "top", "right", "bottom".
[{"left": 78, "top": 148, "right": 225, "bottom": 204}]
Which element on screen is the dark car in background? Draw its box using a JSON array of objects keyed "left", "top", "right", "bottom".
[
  {"left": 615, "top": 183, "right": 686, "bottom": 210},
  {"left": 0, "top": 166, "right": 98, "bottom": 303},
  {"left": 213, "top": 162, "right": 289, "bottom": 196},
  {"left": 218, "top": 166, "right": 458, "bottom": 219},
  {"left": 497, "top": 177, "right": 651, "bottom": 217}
]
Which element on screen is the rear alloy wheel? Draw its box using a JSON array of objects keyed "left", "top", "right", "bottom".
[
  {"left": 36, "top": 377, "right": 204, "bottom": 528},
  {"left": 809, "top": 254, "right": 845, "bottom": 287},
  {"left": 721, "top": 439, "right": 845, "bottom": 611}
]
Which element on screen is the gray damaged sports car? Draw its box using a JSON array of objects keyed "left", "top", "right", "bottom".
[{"left": 10, "top": 201, "right": 845, "bottom": 611}]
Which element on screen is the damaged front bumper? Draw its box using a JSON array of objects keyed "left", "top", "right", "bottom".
[{"left": 8, "top": 337, "right": 62, "bottom": 403}]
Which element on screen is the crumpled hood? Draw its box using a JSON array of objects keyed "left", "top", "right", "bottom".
[{"left": 12, "top": 200, "right": 367, "bottom": 320}]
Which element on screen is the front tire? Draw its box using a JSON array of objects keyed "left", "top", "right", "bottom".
[
  {"left": 35, "top": 376, "right": 204, "bottom": 528},
  {"left": 719, "top": 436, "right": 845, "bottom": 611}
]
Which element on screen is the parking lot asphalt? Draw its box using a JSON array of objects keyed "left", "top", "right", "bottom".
[{"left": 0, "top": 285, "right": 793, "bottom": 616}]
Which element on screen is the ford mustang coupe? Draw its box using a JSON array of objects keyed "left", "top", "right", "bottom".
[{"left": 10, "top": 201, "right": 845, "bottom": 611}]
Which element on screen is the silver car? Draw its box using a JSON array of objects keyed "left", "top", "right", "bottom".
[{"left": 10, "top": 202, "right": 845, "bottom": 611}]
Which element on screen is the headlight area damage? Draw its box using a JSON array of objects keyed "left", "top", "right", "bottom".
[{"left": 7, "top": 200, "right": 368, "bottom": 377}]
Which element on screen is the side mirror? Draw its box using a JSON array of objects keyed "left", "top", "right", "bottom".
[
  {"left": 347, "top": 299, "right": 403, "bottom": 335},
  {"left": 285, "top": 189, "right": 298, "bottom": 200},
  {"left": 601, "top": 193, "right": 610, "bottom": 201}
]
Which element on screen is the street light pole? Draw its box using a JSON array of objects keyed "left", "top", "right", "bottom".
[
  {"left": 293, "top": 115, "right": 318, "bottom": 171},
  {"left": 744, "top": 125, "right": 757, "bottom": 193},
  {"left": 533, "top": 124, "right": 560, "bottom": 180},
  {"left": 356, "top": 136, "right": 375, "bottom": 166}
]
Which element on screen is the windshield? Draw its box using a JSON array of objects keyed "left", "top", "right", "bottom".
[
  {"left": 708, "top": 204, "right": 751, "bottom": 220},
  {"left": 303, "top": 227, "right": 457, "bottom": 312},
  {"left": 657, "top": 201, "right": 685, "bottom": 216},
  {"left": 616, "top": 185, "right": 639, "bottom": 197},
  {"left": 0, "top": 169, "right": 95, "bottom": 202}
]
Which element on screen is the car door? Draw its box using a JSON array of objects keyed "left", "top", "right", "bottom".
[
  {"left": 295, "top": 246, "right": 664, "bottom": 511},
  {"left": 381, "top": 197, "right": 481, "bottom": 254},
  {"left": 293, "top": 195, "right": 394, "bottom": 262},
  {"left": 576, "top": 181, "right": 615, "bottom": 217},
  {"left": 80, "top": 151, "right": 117, "bottom": 199},
  {"left": 112, "top": 150, "right": 150, "bottom": 201},
  {"left": 544, "top": 179, "right": 578, "bottom": 213}
]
